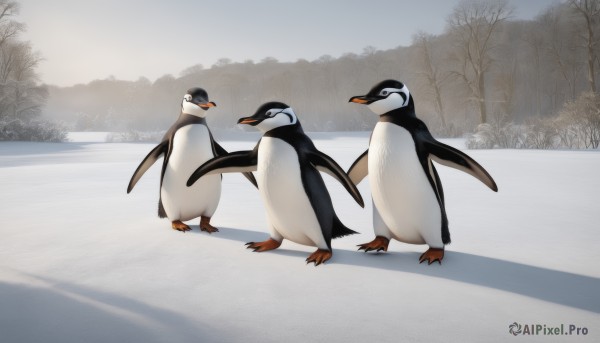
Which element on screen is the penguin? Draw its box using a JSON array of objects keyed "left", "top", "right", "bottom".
[
  {"left": 127, "top": 87, "right": 257, "bottom": 232},
  {"left": 187, "top": 102, "right": 364, "bottom": 266},
  {"left": 348, "top": 80, "right": 498, "bottom": 264}
]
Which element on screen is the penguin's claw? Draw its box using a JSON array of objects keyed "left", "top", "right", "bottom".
[
  {"left": 245, "top": 238, "right": 281, "bottom": 252},
  {"left": 199, "top": 217, "right": 218, "bottom": 234},
  {"left": 200, "top": 224, "right": 219, "bottom": 234},
  {"left": 171, "top": 220, "right": 191, "bottom": 232},
  {"left": 357, "top": 236, "right": 389, "bottom": 253},
  {"left": 305, "top": 249, "right": 332, "bottom": 266},
  {"left": 419, "top": 248, "right": 444, "bottom": 265}
]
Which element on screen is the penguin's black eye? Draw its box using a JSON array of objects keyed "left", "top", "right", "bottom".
[{"left": 381, "top": 90, "right": 389, "bottom": 96}]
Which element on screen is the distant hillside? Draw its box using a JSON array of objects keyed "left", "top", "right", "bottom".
[{"left": 43, "top": 1, "right": 596, "bottom": 137}]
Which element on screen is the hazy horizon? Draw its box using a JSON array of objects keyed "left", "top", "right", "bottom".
[{"left": 19, "top": 0, "right": 556, "bottom": 87}]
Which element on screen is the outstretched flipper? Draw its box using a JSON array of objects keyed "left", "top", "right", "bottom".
[
  {"left": 422, "top": 138, "right": 498, "bottom": 192},
  {"left": 212, "top": 141, "right": 258, "bottom": 188},
  {"left": 347, "top": 149, "right": 369, "bottom": 185},
  {"left": 308, "top": 150, "right": 364, "bottom": 208},
  {"left": 187, "top": 144, "right": 259, "bottom": 187},
  {"left": 127, "top": 141, "right": 168, "bottom": 193}
]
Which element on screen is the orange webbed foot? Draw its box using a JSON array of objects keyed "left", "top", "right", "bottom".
[
  {"left": 306, "top": 249, "right": 332, "bottom": 266},
  {"left": 357, "top": 236, "right": 390, "bottom": 253},
  {"left": 245, "top": 238, "right": 282, "bottom": 252},
  {"left": 172, "top": 220, "right": 191, "bottom": 232},
  {"left": 419, "top": 247, "right": 444, "bottom": 265},
  {"left": 200, "top": 216, "right": 219, "bottom": 234}
]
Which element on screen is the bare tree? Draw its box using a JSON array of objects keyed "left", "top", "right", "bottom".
[
  {"left": 558, "top": 91, "right": 600, "bottom": 148},
  {"left": 0, "top": 1, "right": 35, "bottom": 120},
  {"left": 0, "top": 1, "right": 24, "bottom": 48},
  {"left": 540, "top": 5, "right": 584, "bottom": 102},
  {"left": 494, "top": 57, "right": 517, "bottom": 121},
  {"left": 0, "top": 0, "right": 66, "bottom": 141},
  {"left": 447, "top": 0, "right": 514, "bottom": 124},
  {"left": 412, "top": 32, "right": 450, "bottom": 130},
  {"left": 522, "top": 23, "right": 545, "bottom": 116},
  {"left": 569, "top": 0, "right": 600, "bottom": 93},
  {"left": 5, "top": 42, "right": 46, "bottom": 119}
]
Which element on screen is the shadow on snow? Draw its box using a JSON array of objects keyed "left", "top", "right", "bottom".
[
  {"left": 209, "top": 226, "right": 600, "bottom": 314},
  {"left": 0, "top": 275, "right": 230, "bottom": 343}
]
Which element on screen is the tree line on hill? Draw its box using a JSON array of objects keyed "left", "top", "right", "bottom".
[{"left": 2, "top": 0, "right": 600, "bottom": 148}]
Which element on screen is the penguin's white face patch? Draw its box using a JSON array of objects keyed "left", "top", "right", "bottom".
[
  {"left": 368, "top": 85, "right": 410, "bottom": 115},
  {"left": 378, "top": 87, "right": 410, "bottom": 105},
  {"left": 256, "top": 108, "right": 297, "bottom": 133},
  {"left": 182, "top": 94, "right": 206, "bottom": 117},
  {"left": 368, "top": 93, "right": 405, "bottom": 115}
]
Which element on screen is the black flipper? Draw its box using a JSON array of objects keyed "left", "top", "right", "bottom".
[
  {"left": 347, "top": 149, "right": 369, "bottom": 185},
  {"left": 187, "top": 142, "right": 260, "bottom": 187},
  {"left": 379, "top": 112, "right": 497, "bottom": 192},
  {"left": 212, "top": 140, "right": 258, "bottom": 188},
  {"left": 430, "top": 161, "right": 445, "bottom": 206},
  {"left": 298, "top": 166, "right": 357, "bottom": 247},
  {"left": 374, "top": 109, "right": 495, "bottom": 246},
  {"left": 423, "top": 139, "right": 498, "bottom": 192},
  {"left": 127, "top": 141, "right": 168, "bottom": 193},
  {"left": 308, "top": 150, "right": 364, "bottom": 208},
  {"left": 211, "top": 140, "right": 228, "bottom": 159},
  {"left": 429, "top": 161, "right": 450, "bottom": 244}
]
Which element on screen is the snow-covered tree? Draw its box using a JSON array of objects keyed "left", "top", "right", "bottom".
[
  {"left": 0, "top": 0, "right": 64, "bottom": 141},
  {"left": 558, "top": 91, "right": 600, "bottom": 148}
]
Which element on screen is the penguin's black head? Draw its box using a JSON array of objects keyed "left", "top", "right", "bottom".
[
  {"left": 182, "top": 87, "right": 217, "bottom": 117},
  {"left": 238, "top": 101, "right": 298, "bottom": 133},
  {"left": 349, "top": 79, "right": 413, "bottom": 115}
]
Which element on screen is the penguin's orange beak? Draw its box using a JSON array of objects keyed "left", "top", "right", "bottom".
[
  {"left": 349, "top": 96, "right": 369, "bottom": 104},
  {"left": 199, "top": 101, "right": 216, "bottom": 109},
  {"left": 238, "top": 117, "right": 258, "bottom": 125}
]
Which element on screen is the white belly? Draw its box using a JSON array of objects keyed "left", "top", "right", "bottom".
[
  {"left": 369, "top": 122, "right": 442, "bottom": 246},
  {"left": 161, "top": 125, "right": 221, "bottom": 221},
  {"left": 257, "top": 137, "right": 327, "bottom": 249}
]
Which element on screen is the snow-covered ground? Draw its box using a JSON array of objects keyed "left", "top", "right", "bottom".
[
  {"left": 0, "top": 132, "right": 598, "bottom": 342},
  {"left": 66, "top": 131, "right": 111, "bottom": 143}
]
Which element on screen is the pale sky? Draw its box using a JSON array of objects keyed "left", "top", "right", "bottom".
[{"left": 18, "top": 0, "right": 556, "bottom": 87}]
